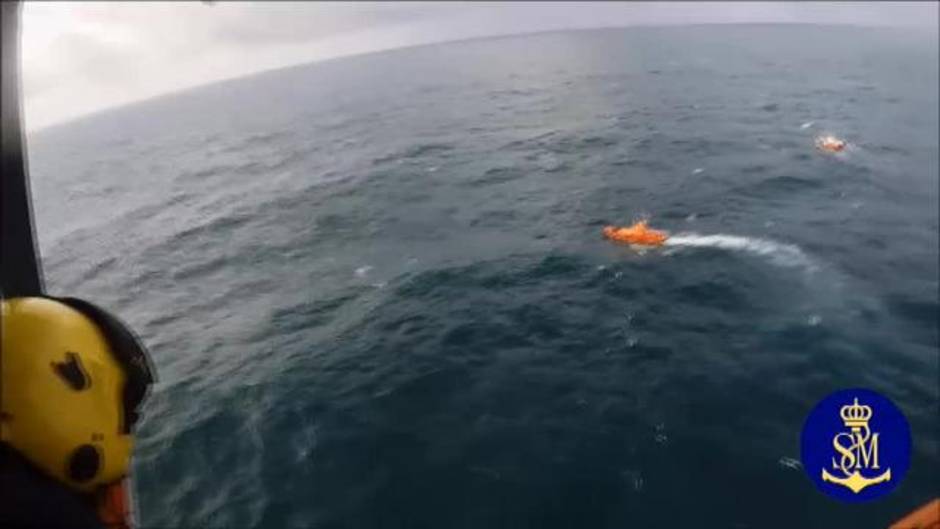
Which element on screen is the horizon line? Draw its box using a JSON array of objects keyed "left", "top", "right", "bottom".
[{"left": 26, "top": 21, "right": 934, "bottom": 135}]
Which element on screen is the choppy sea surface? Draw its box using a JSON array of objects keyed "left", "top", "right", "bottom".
[{"left": 27, "top": 25, "right": 938, "bottom": 528}]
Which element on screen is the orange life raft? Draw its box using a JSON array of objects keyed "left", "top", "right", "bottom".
[{"left": 603, "top": 221, "right": 669, "bottom": 246}]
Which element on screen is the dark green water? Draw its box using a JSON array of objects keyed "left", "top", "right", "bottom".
[{"left": 28, "top": 25, "right": 938, "bottom": 528}]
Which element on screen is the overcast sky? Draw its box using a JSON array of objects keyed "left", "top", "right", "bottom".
[{"left": 21, "top": 1, "right": 938, "bottom": 131}]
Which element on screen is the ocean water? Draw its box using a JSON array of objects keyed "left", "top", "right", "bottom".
[{"left": 26, "top": 25, "right": 938, "bottom": 528}]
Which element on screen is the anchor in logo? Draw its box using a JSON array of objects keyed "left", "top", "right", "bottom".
[{"left": 821, "top": 398, "right": 891, "bottom": 493}]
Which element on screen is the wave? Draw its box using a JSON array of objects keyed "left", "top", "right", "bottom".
[{"left": 664, "top": 233, "right": 814, "bottom": 269}]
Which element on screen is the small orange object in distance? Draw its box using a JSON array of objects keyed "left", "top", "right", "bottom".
[{"left": 816, "top": 135, "right": 847, "bottom": 152}]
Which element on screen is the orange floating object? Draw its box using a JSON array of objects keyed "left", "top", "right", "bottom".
[
  {"left": 96, "top": 478, "right": 135, "bottom": 529},
  {"left": 889, "top": 498, "right": 940, "bottom": 529},
  {"left": 816, "top": 134, "right": 846, "bottom": 152},
  {"left": 603, "top": 220, "right": 669, "bottom": 246}
]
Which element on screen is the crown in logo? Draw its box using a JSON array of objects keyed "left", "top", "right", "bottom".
[{"left": 840, "top": 398, "right": 873, "bottom": 428}]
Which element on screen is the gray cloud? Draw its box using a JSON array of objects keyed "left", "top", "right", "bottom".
[
  {"left": 25, "top": 31, "right": 136, "bottom": 99},
  {"left": 22, "top": 1, "right": 938, "bottom": 130},
  {"left": 207, "top": 3, "right": 455, "bottom": 45}
]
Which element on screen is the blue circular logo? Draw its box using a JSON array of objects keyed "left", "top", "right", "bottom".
[{"left": 801, "top": 388, "right": 911, "bottom": 502}]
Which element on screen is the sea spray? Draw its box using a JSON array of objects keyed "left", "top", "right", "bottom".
[{"left": 664, "top": 233, "right": 814, "bottom": 270}]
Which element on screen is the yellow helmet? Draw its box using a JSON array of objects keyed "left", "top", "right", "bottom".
[{"left": 0, "top": 297, "right": 154, "bottom": 492}]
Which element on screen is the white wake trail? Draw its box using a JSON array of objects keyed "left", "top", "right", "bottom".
[{"left": 664, "top": 233, "right": 814, "bottom": 269}]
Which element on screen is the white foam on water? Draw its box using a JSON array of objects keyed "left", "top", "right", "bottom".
[
  {"left": 664, "top": 233, "right": 814, "bottom": 269},
  {"left": 800, "top": 121, "right": 815, "bottom": 129}
]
